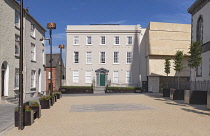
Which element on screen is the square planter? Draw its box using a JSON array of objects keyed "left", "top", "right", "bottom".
[
  {"left": 14, "top": 111, "right": 21, "bottom": 127},
  {"left": 56, "top": 94, "right": 61, "bottom": 99},
  {"left": 40, "top": 99, "right": 51, "bottom": 109},
  {"left": 184, "top": 90, "right": 207, "bottom": 105},
  {"left": 50, "top": 97, "right": 55, "bottom": 106},
  {"left": 162, "top": 88, "right": 170, "bottom": 97},
  {"left": 30, "top": 105, "right": 41, "bottom": 119},
  {"left": 54, "top": 95, "right": 57, "bottom": 102},
  {"left": 207, "top": 92, "right": 210, "bottom": 110},
  {"left": 170, "top": 89, "right": 184, "bottom": 100},
  {"left": 24, "top": 111, "right": 34, "bottom": 126}
]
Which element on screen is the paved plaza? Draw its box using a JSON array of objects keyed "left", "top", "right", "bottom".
[{"left": 1, "top": 93, "right": 210, "bottom": 136}]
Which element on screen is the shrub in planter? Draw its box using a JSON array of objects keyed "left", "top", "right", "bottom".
[
  {"left": 29, "top": 100, "right": 41, "bottom": 119},
  {"left": 184, "top": 90, "right": 207, "bottom": 105},
  {"left": 40, "top": 95, "right": 51, "bottom": 109},
  {"left": 24, "top": 105, "right": 34, "bottom": 126},
  {"left": 56, "top": 91, "right": 62, "bottom": 99}
]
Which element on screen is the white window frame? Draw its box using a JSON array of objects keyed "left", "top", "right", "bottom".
[
  {"left": 14, "top": 68, "right": 19, "bottom": 89},
  {"left": 15, "top": 10, "right": 20, "bottom": 28},
  {"left": 31, "top": 70, "right": 36, "bottom": 88},
  {"left": 31, "top": 43, "right": 36, "bottom": 62},
  {"left": 48, "top": 71, "right": 51, "bottom": 79},
  {"left": 73, "top": 36, "right": 79, "bottom": 45},
  {"left": 100, "top": 36, "right": 106, "bottom": 45},
  {"left": 73, "top": 70, "right": 79, "bottom": 83},
  {"left": 42, "top": 50, "right": 45, "bottom": 65},
  {"left": 86, "top": 36, "right": 92, "bottom": 45},
  {"left": 15, "top": 35, "right": 20, "bottom": 57},
  {"left": 85, "top": 71, "right": 92, "bottom": 83},
  {"left": 30, "top": 23, "right": 36, "bottom": 38},
  {"left": 126, "top": 71, "right": 132, "bottom": 84},
  {"left": 74, "top": 51, "right": 79, "bottom": 63},
  {"left": 100, "top": 52, "right": 106, "bottom": 64},
  {"left": 113, "top": 71, "right": 119, "bottom": 83},
  {"left": 86, "top": 52, "right": 92, "bottom": 64},
  {"left": 114, "top": 36, "right": 120, "bottom": 45},
  {"left": 127, "top": 36, "right": 133, "bottom": 45},
  {"left": 126, "top": 52, "right": 132, "bottom": 64},
  {"left": 113, "top": 52, "right": 119, "bottom": 64}
]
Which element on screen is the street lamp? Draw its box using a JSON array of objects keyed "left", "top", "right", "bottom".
[
  {"left": 18, "top": 0, "right": 24, "bottom": 130},
  {"left": 47, "top": 23, "right": 56, "bottom": 96},
  {"left": 58, "top": 44, "right": 64, "bottom": 91}
]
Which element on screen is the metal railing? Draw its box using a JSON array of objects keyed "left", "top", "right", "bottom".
[{"left": 190, "top": 80, "right": 210, "bottom": 91}]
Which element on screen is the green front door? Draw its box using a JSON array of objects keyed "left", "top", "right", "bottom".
[{"left": 100, "top": 74, "right": 105, "bottom": 86}]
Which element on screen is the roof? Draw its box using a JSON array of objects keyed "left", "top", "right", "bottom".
[
  {"left": 46, "top": 54, "right": 62, "bottom": 68},
  {"left": 12, "top": 0, "right": 46, "bottom": 32},
  {"left": 188, "top": 0, "right": 210, "bottom": 14}
]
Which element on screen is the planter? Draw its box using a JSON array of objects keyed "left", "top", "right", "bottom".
[
  {"left": 170, "top": 89, "right": 184, "bottom": 100},
  {"left": 54, "top": 95, "right": 57, "bottom": 102},
  {"left": 184, "top": 90, "right": 207, "bottom": 105},
  {"left": 162, "top": 88, "right": 170, "bottom": 97},
  {"left": 14, "top": 111, "right": 21, "bottom": 127},
  {"left": 30, "top": 105, "right": 41, "bottom": 119},
  {"left": 56, "top": 93, "right": 61, "bottom": 99},
  {"left": 24, "top": 111, "right": 34, "bottom": 126},
  {"left": 50, "top": 97, "right": 55, "bottom": 106},
  {"left": 207, "top": 92, "right": 210, "bottom": 110},
  {"left": 40, "top": 99, "right": 51, "bottom": 109}
]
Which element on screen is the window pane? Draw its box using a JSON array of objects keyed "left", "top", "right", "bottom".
[
  {"left": 86, "top": 52, "right": 92, "bottom": 64},
  {"left": 127, "top": 52, "right": 132, "bottom": 63},
  {"left": 100, "top": 52, "right": 105, "bottom": 63},
  {"left": 115, "top": 36, "right": 119, "bottom": 44},
  {"left": 85, "top": 71, "right": 92, "bottom": 83},
  {"left": 87, "top": 36, "right": 92, "bottom": 44},
  {"left": 114, "top": 52, "right": 119, "bottom": 63},
  {"left": 101, "top": 36, "right": 105, "bottom": 44},
  {"left": 74, "top": 36, "right": 79, "bottom": 45},
  {"left": 15, "top": 68, "right": 19, "bottom": 88},
  {"left": 73, "top": 70, "right": 79, "bottom": 83},
  {"left": 74, "top": 52, "right": 79, "bottom": 63},
  {"left": 113, "top": 71, "right": 119, "bottom": 83}
]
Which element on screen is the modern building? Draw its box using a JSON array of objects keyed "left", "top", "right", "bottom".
[
  {"left": 66, "top": 25, "right": 146, "bottom": 88},
  {"left": 46, "top": 54, "right": 65, "bottom": 92},
  {"left": 0, "top": 0, "right": 46, "bottom": 101},
  {"left": 143, "top": 22, "right": 191, "bottom": 92},
  {"left": 188, "top": 0, "right": 210, "bottom": 82}
]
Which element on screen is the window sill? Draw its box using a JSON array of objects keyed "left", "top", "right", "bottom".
[
  {"left": 100, "top": 44, "right": 106, "bottom": 46},
  {"left": 86, "top": 63, "right": 92, "bottom": 65},
  {"left": 15, "top": 25, "right": 20, "bottom": 30},
  {"left": 86, "top": 44, "right": 92, "bottom": 46},
  {"left": 126, "top": 44, "right": 133, "bottom": 46},
  {"left": 99, "top": 63, "right": 106, "bottom": 65},
  {"left": 73, "top": 44, "right": 80, "bottom": 46},
  {"left": 14, "top": 88, "right": 19, "bottom": 91},
  {"left": 30, "top": 36, "right": 36, "bottom": 40},
  {"left": 14, "top": 54, "right": 20, "bottom": 58},
  {"left": 30, "top": 87, "right": 36, "bottom": 90},
  {"left": 113, "top": 63, "right": 119, "bottom": 65},
  {"left": 31, "top": 60, "right": 36, "bottom": 63},
  {"left": 113, "top": 44, "right": 120, "bottom": 46}
]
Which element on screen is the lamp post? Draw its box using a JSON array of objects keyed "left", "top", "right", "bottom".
[
  {"left": 58, "top": 44, "right": 64, "bottom": 91},
  {"left": 47, "top": 23, "right": 56, "bottom": 96},
  {"left": 18, "top": 0, "right": 24, "bottom": 130}
]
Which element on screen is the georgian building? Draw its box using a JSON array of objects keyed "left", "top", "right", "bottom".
[
  {"left": 0, "top": 0, "right": 46, "bottom": 101},
  {"left": 188, "top": 0, "right": 210, "bottom": 82},
  {"left": 66, "top": 25, "right": 146, "bottom": 88}
]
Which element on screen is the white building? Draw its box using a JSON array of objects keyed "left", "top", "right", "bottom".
[
  {"left": 0, "top": 0, "right": 46, "bottom": 101},
  {"left": 66, "top": 25, "right": 146, "bottom": 88},
  {"left": 188, "top": 0, "right": 210, "bottom": 82}
]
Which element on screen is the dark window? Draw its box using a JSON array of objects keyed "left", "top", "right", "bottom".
[{"left": 196, "top": 15, "right": 203, "bottom": 43}]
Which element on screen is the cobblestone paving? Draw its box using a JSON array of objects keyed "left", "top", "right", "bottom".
[{"left": 71, "top": 103, "right": 155, "bottom": 112}]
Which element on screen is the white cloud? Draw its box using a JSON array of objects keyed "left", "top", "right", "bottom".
[{"left": 100, "top": 20, "right": 127, "bottom": 24}]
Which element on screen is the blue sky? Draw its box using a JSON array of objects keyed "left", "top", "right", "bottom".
[{"left": 22, "top": 0, "right": 195, "bottom": 57}]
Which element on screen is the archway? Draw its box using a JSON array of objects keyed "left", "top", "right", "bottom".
[
  {"left": 95, "top": 68, "right": 109, "bottom": 86},
  {"left": 1, "top": 61, "right": 9, "bottom": 96}
]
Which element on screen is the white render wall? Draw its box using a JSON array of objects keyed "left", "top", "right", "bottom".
[
  {"left": 66, "top": 25, "right": 146, "bottom": 87},
  {"left": 0, "top": 0, "right": 46, "bottom": 99},
  {"left": 190, "top": 1, "right": 210, "bottom": 81}
]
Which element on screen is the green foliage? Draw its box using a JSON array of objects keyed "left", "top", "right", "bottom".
[
  {"left": 164, "top": 57, "right": 171, "bottom": 76},
  {"left": 24, "top": 105, "right": 32, "bottom": 111},
  {"left": 29, "top": 100, "right": 39, "bottom": 107},
  {"left": 62, "top": 86, "right": 92, "bottom": 89},
  {"left": 188, "top": 41, "right": 202, "bottom": 69},
  {"left": 106, "top": 87, "right": 141, "bottom": 90},
  {"left": 40, "top": 95, "right": 51, "bottom": 100},
  {"left": 174, "top": 50, "right": 184, "bottom": 73}
]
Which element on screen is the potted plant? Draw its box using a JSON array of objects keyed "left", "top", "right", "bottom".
[
  {"left": 56, "top": 91, "right": 62, "bottom": 99},
  {"left": 50, "top": 94, "right": 55, "bottom": 106},
  {"left": 39, "top": 95, "right": 51, "bottom": 109},
  {"left": 24, "top": 105, "right": 34, "bottom": 126},
  {"left": 29, "top": 100, "right": 41, "bottom": 119}
]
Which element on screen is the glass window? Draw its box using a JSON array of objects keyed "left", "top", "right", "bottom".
[
  {"left": 126, "top": 71, "right": 132, "bottom": 84},
  {"left": 101, "top": 36, "right": 106, "bottom": 45},
  {"left": 15, "top": 10, "right": 20, "bottom": 27},
  {"left": 114, "top": 36, "right": 120, "bottom": 45},
  {"left": 196, "top": 16, "right": 203, "bottom": 43},
  {"left": 15, "top": 35, "right": 20, "bottom": 56},
  {"left": 73, "top": 36, "right": 79, "bottom": 45},
  {"left": 30, "top": 23, "right": 35, "bottom": 37},
  {"left": 31, "top": 70, "right": 36, "bottom": 88},
  {"left": 85, "top": 71, "right": 92, "bottom": 83},
  {"left": 100, "top": 52, "right": 105, "bottom": 63},
  {"left": 15, "top": 68, "right": 19, "bottom": 88},
  {"left": 126, "top": 52, "right": 132, "bottom": 64},
  {"left": 86, "top": 52, "right": 92, "bottom": 64},
  {"left": 196, "top": 62, "right": 202, "bottom": 77},
  {"left": 31, "top": 44, "right": 36, "bottom": 61},
  {"left": 113, "top": 71, "right": 119, "bottom": 83},
  {"left": 127, "top": 36, "right": 133, "bottom": 45},
  {"left": 73, "top": 70, "right": 79, "bottom": 83},
  {"left": 113, "top": 52, "right": 119, "bottom": 64},
  {"left": 87, "top": 36, "right": 92, "bottom": 45},
  {"left": 74, "top": 52, "right": 79, "bottom": 63}
]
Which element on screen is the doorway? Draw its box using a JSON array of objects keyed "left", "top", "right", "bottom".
[{"left": 100, "top": 73, "right": 105, "bottom": 86}]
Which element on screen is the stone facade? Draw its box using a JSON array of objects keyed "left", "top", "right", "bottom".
[
  {"left": 66, "top": 25, "right": 146, "bottom": 87},
  {"left": 143, "top": 22, "right": 191, "bottom": 92},
  {"left": 0, "top": 0, "right": 46, "bottom": 100},
  {"left": 188, "top": 0, "right": 210, "bottom": 82}
]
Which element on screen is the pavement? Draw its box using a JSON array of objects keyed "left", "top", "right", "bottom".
[{"left": 1, "top": 93, "right": 210, "bottom": 136}]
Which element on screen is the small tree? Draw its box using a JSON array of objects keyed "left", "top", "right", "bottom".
[
  {"left": 164, "top": 57, "right": 171, "bottom": 88},
  {"left": 188, "top": 41, "right": 202, "bottom": 89},
  {"left": 174, "top": 50, "right": 184, "bottom": 89}
]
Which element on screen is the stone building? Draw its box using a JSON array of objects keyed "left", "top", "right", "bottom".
[
  {"left": 0, "top": 0, "right": 46, "bottom": 101},
  {"left": 66, "top": 25, "right": 146, "bottom": 89},
  {"left": 46, "top": 54, "right": 65, "bottom": 92},
  {"left": 188, "top": 0, "right": 210, "bottom": 82},
  {"left": 143, "top": 22, "right": 191, "bottom": 92}
]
